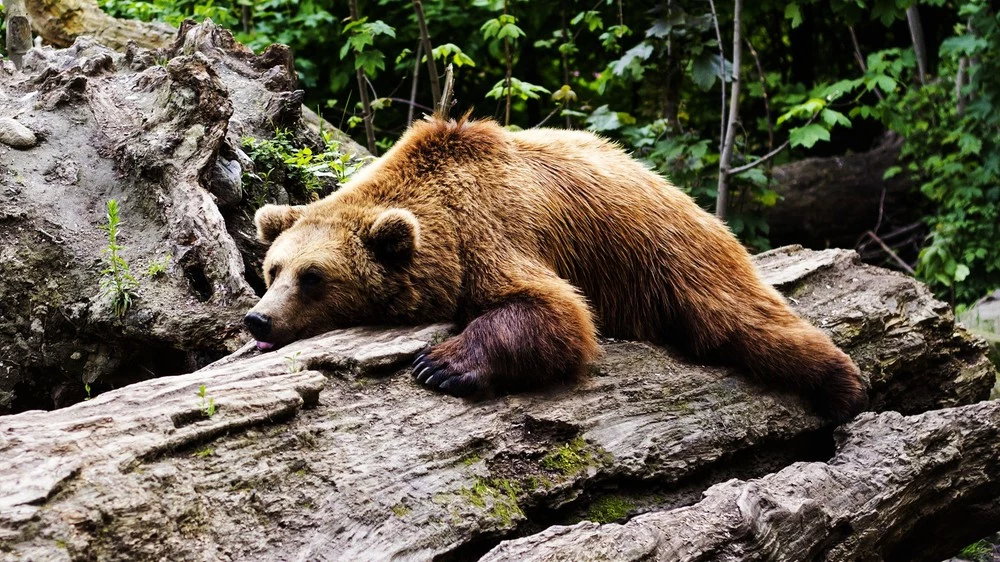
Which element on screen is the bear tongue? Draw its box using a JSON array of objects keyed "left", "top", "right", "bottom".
[{"left": 256, "top": 341, "right": 275, "bottom": 351}]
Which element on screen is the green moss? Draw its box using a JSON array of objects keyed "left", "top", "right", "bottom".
[
  {"left": 540, "top": 437, "right": 593, "bottom": 475},
  {"left": 585, "top": 495, "right": 634, "bottom": 523},
  {"left": 460, "top": 453, "right": 482, "bottom": 466},
  {"left": 458, "top": 477, "right": 524, "bottom": 527},
  {"left": 391, "top": 503, "right": 412, "bottom": 517},
  {"left": 193, "top": 446, "right": 214, "bottom": 458}
]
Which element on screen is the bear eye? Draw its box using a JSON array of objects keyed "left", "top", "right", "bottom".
[{"left": 300, "top": 269, "right": 323, "bottom": 288}]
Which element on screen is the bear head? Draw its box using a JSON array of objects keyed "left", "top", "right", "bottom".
[{"left": 244, "top": 202, "right": 423, "bottom": 351}]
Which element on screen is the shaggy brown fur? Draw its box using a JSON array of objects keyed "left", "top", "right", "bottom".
[{"left": 247, "top": 117, "right": 868, "bottom": 421}]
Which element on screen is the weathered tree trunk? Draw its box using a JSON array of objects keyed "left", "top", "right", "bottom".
[
  {"left": 483, "top": 399, "right": 1000, "bottom": 562},
  {"left": 24, "top": 0, "right": 176, "bottom": 50},
  {"left": 0, "top": 246, "right": 994, "bottom": 561},
  {"left": 20, "top": 1, "right": 366, "bottom": 155},
  {"left": 764, "top": 135, "right": 916, "bottom": 251},
  {"left": 0, "top": 21, "right": 365, "bottom": 413}
]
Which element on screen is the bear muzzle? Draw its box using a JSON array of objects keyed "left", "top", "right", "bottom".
[{"left": 244, "top": 311, "right": 274, "bottom": 350}]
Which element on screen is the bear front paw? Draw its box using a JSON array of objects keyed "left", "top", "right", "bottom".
[{"left": 412, "top": 350, "right": 483, "bottom": 397}]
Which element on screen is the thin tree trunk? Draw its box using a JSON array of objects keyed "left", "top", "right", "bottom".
[
  {"left": 561, "top": 3, "right": 572, "bottom": 129},
  {"left": 408, "top": 42, "right": 422, "bottom": 126},
  {"left": 716, "top": 0, "right": 743, "bottom": 220},
  {"left": 412, "top": 0, "right": 441, "bottom": 109},
  {"left": 956, "top": 56, "right": 967, "bottom": 115},
  {"left": 707, "top": 0, "right": 726, "bottom": 153},
  {"left": 906, "top": 5, "right": 928, "bottom": 85},
  {"left": 349, "top": 0, "right": 378, "bottom": 156},
  {"left": 503, "top": 0, "right": 512, "bottom": 127}
]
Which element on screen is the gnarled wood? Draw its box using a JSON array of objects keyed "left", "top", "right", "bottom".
[
  {"left": 0, "top": 247, "right": 994, "bottom": 561},
  {"left": 483, "top": 399, "right": 1000, "bottom": 562},
  {"left": 0, "top": 21, "right": 365, "bottom": 412}
]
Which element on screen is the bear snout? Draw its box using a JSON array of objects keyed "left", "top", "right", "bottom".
[{"left": 244, "top": 311, "right": 273, "bottom": 340}]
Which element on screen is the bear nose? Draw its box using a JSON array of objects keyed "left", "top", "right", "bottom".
[{"left": 244, "top": 312, "right": 273, "bottom": 340}]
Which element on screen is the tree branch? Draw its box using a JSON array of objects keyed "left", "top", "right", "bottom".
[
  {"left": 864, "top": 230, "right": 916, "bottom": 275},
  {"left": 436, "top": 64, "right": 455, "bottom": 119},
  {"left": 707, "top": 0, "right": 726, "bottom": 153},
  {"left": 716, "top": 0, "right": 743, "bottom": 220},
  {"left": 727, "top": 139, "right": 790, "bottom": 175},
  {"left": 848, "top": 26, "right": 885, "bottom": 102},
  {"left": 407, "top": 42, "right": 423, "bottom": 126},
  {"left": 349, "top": 0, "right": 378, "bottom": 156},
  {"left": 412, "top": 0, "right": 441, "bottom": 108}
]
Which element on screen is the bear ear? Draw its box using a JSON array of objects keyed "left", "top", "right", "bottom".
[
  {"left": 365, "top": 208, "right": 420, "bottom": 261},
  {"left": 255, "top": 204, "right": 304, "bottom": 244}
]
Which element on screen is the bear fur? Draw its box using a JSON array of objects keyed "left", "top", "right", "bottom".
[{"left": 246, "top": 116, "right": 868, "bottom": 421}]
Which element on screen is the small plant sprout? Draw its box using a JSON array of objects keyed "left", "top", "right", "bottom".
[
  {"left": 99, "top": 199, "right": 139, "bottom": 318},
  {"left": 285, "top": 351, "right": 303, "bottom": 373},
  {"left": 146, "top": 253, "right": 171, "bottom": 278},
  {"left": 84, "top": 383, "right": 92, "bottom": 401},
  {"left": 197, "top": 384, "right": 217, "bottom": 418}
]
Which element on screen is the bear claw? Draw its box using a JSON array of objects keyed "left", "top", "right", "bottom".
[{"left": 412, "top": 352, "right": 481, "bottom": 397}]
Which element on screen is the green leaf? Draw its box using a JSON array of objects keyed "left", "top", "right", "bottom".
[
  {"left": 958, "top": 134, "right": 982, "bottom": 155},
  {"left": 940, "top": 35, "right": 983, "bottom": 57},
  {"left": 954, "top": 264, "right": 970, "bottom": 283},
  {"left": 558, "top": 42, "right": 578, "bottom": 55},
  {"left": 355, "top": 50, "right": 386, "bottom": 75},
  {"left": 611, "top": 43, "right": 653, "bottom": 77},
  {"left": 784, "top": 4, "right": 803, "bottom": 28},
  {"left": 367, "top": 20, "right": 396, "bottom": 38},
  {"left": 820, "top": 108, "right": 851, "bottom": 128},
  {"left": 789, "top": 124, "right": 831, "bottom": 148},
  {"left": 691, "top": 52, "right": 718, "bottom": 90},
  {"left": 874, "top": 74, "right": 897, "bottom": 92},
  {"left": 586, "top": 105, "right": 632, "bottom": 132},
  {"left": 822, "top": 79, "right": 862, "bottom": 100},
  {"left": 431, "top": 43, "right": 476, "bottom": 67}
]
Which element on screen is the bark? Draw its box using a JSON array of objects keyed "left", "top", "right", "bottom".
[
  {"left": 24, "top": 0, "right": 176, "bottom": 50},
  {"left": 764, "top": 134, "right": 914, "bottom": 250},
  {"left": 0, "top": 21, "right": 366, "bottom": 413},
  {"left": 483, "top": 399, "right": 1000, "bottom": 562},
  {"left": 4, "top": 0, "right": 33, "bottom": 68},
  {"left": 0, "top": 246, "right": 994, "bottom": 561},
  {"left": 907, "top": 5, "right": 928, "bottom": 85},
  {"left": 20, "top": 0, "right": 367, "bottom": 158},
  {"left": 716, "top": 0, "right": 742, "bottom": 220},
  {"left": 412, "top": 0, "right": 440, "bottom": 108}
]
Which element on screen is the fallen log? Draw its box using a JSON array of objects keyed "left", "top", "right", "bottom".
[
  {"left": 0, "top": 246, "right": 994, "bottom": 561},
  {"left": 764, "top": 134, "right": 917, "bottom": 252},
  {"left": 482, "top": 399, "right": 1000, "bottom": 562},
  {"left": 24, "top": 0, "right": 176, "bottom": 51}
]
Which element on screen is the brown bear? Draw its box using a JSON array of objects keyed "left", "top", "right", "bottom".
[{"left": 245, "top": 116, "right": 868, "bottom": 421}]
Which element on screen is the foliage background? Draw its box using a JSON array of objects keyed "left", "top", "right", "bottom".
[{"left": 97, "top": 0, "right": 1000, "bottom": 307}]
